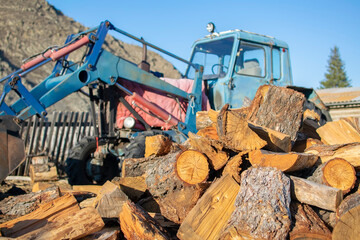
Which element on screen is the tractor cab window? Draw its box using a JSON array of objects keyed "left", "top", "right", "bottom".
[
  {"left": 235, "top": 42, "right": 265, "bottom": 77},
  {"left": 186, "top": 37, "right": 234, "bottom": 80}
]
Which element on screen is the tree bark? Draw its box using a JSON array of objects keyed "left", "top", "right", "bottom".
[
  {"left": 307, "top": 158, "right": 356, "bottom": 194},
  {"left": 289, "top": 176, "right": 343, "bottom": 211},
  {"left": 249, "top": 149, "right": 318, "bottom": 172},
  {"left": 289, "top": 202, "right": 331, "bottom": 240},
  {"left": 247, "top": 85, "right": 305, "bottom": 141},
  {"left": 220, "top": 167, "right": 291, "bottom": 240},
  {"left": 0, "top": 186, "right": 61, "bottom": 217},
  {"left": 119, "top": 201, "right": 170, "bottom": 240},
  {"left": 177, "top": 174, "right": 240, "bottom": 240},
  {"left": 0, "top": 193, "right": 80, "bottom": 238}
]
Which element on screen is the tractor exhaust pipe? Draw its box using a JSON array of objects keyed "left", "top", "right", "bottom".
[{"left": 0, "top": 116, "right": 25, "bottom": 182}]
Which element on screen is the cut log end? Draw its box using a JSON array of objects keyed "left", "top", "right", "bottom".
[
  {"left": 322, "top": 158, "right": 356, "bottom": 193},
  {"left": 176, "top": 150, "right": 209, "bottom": 185}
]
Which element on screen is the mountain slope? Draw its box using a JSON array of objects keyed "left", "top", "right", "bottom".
[{"left": 0, "top": 0, "right": 181, "bottom": 112}]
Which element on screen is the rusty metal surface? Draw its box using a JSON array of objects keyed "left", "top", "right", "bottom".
[{"left": 316, "top": 87, "right": 360, "bottom": 105}]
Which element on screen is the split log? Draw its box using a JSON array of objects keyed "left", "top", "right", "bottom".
[
  {"left": 188, "top": 132, "right": 229, "bottom": 170},
  {"left": 342, "top": 116, "right": 360, "bottom": 132},
  {"left": 0, "top": 186, "right": 61, "bottom": 217},
  {"left": 316, "top": 119, "right": 360, "bottom": 145},
  {"left": 292, "top": 138, "right": 323, "bottom": 152},
  {"left": 247, "top": 85, "right": 305, "bottom": 141},
  {"left": 72, "top": 185, "right": 102, "bottom": 195},
  {"left": 145, "top": 135, "right": 172, "bottom": 158},
  {"left": 119, "top": 201, "right": 170, "bottom": 240},
  {"left": 145, "top": 151, "right": 209, "bottom": 224},
  {"left": 81, "top": 228, "right": 119, "bottom": 240},
  {"left": 289, "top": 176, "right": 343, "bottom": 211},
  {"left": 307, "top": 158, "right": 356, "bottom": 194},
  {"left": 93, "top": 181, "right": 128, "bottom": 219},
  {"left": 17, "top": 207, "right": 104, "bottom": 240},
  {"left": 217, "top": 104, "right": 266, "bottom": 151},
  {"left": 305, "top": 142, "right": 360, "bottom": 169},
  {"left": 196, "top": 111, "right": 215, "bottom": 130},
  {"left": 289, "top": 202, "right": 331, "bottom": 240},
  {"left": 222, "top": 152, "right": 245, "bottom": 183},
  {"left": 249, "top": 149, "right": 318, "bottom": 172},
  {"left": 248, "top": 122, "right": 292, "bottom": 152},
  {"left": 0, "top": 193, "right": 79, "bottom": 238},
  {"left": 113, "top": 176, "right": 147, "bottom": 202},
  {"left": 335, "top": 192, "right": 360, "bottom": 223},
  {"left": 220, "top": 167, "right": 291, "bottom": 240},
  {"left": 29, "top": 162, "right": 58, "bottom": 183},
  {"left": 175, "top": 150, "right": 209, "bottom": 184},
  {"left": 196, "top": 124, "right": 219, "bottom": 140},
  {"left": 332, "top": 193, "right": 360, "bottom": 240},
  {"left": 177, "top": 174, "right": 240, "bottom": 240}
]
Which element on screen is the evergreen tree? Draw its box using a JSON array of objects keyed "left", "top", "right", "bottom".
[{"left": 320, "top": 46, "right": 351, "bottom": 89}]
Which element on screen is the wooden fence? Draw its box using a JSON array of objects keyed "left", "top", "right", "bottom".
[{"left": 15, "top": 111, "right": 95, "bottom": 176}]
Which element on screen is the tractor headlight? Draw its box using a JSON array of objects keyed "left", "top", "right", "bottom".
[
  {"left": 206, "top": 22, "right": 215, "bottom": 33},
  {"left": 124, "top": 117, "right": 135, "bottom": 129}
]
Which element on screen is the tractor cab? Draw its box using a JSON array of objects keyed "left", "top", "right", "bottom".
[{"left": 185, "top": 24, "right": 293, "bottom": 110}]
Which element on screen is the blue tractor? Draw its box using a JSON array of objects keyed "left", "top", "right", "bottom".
[{"left": 0, "top": 21, "right": 328, "bottom": 184}]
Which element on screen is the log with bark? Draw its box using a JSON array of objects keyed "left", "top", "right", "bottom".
[
  {"left": 307, "top": 158, "right": 356, "bottom": 194},
  {"left": 216, "top": 104, "right": 266, "bottom": 151},
  {"left": 0, "top": 193, "right": 80, "bottom": 238},
  {"left": 177, "top": 174, "right": 240, "bottom": 240},
  {"left": 305, "top": 142, "right": 360, "bottom": 170},
  {"left": 247, "top": 85, "right": 306, "bottom": 141},
  {"left": 249, "top": 149, "right": 318, "bottom": 172},
  {"left": 188, "top": 132, "right": 229, "bottom": 170},
  {"left": 220, "top": 167, "right": 291, "bottom": 240},
  {"left": 316, "top": 119, "right": 360, "bottom": 145},
  {"left": 290, "top": 176, "right": 343, "bottom": 211},
  {"left": 0, "top": 186, "right": 61, "bottom": 217},
  {"left": 145, "top": 151, "right": 209, "bottom": 224},
  {"left": 119, "top": 201, "right": 170, "bottom": 240},
  {"left": 175, "top": 150, "right": 209, "bottom": 185},
  {"left": 289, "top": 202, "right": 331, "bottom": 240},
  {"left": 332, "top": 193, "right": 360, "bottom": 240},
  {"left": 145, "top": 135, "right": 172, "bottom": 158}
]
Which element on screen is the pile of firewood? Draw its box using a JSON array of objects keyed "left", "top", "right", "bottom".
[{"left": 1, "top": 85, "right": 360, "bottom": 240}]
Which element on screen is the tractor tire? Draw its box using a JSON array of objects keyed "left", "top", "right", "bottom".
[{"left": 65, "top": 137, "right": 119, "bottom": 185}]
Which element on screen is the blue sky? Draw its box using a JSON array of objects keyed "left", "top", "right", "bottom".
[{"left": 48, "top": 0, "right": 360, "bottom": 89}]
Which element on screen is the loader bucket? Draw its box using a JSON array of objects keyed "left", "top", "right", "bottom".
[{"left": 0, "top": 116, "right": 25, "bottom": 182}]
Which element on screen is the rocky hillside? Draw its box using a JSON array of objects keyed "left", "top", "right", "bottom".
[{"left": 0, "top": 0, "right": 181, "bottom": 112}]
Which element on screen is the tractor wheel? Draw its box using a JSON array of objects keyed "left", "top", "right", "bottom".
[{"left": 65, "top": 137, "right": 119, "bottom": 185}]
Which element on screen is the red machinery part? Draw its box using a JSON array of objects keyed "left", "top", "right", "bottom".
[{"left": 20, "top": 36, "right": 90, "bottom": 71}]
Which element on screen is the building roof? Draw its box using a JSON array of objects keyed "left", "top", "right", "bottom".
[{"left": 316, "top": 87, "right": 360, "bottom": 107}]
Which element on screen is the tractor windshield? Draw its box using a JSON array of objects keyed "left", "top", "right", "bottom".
[{"left": 186, "top": 37, "right": 234, "bottom": 80}]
